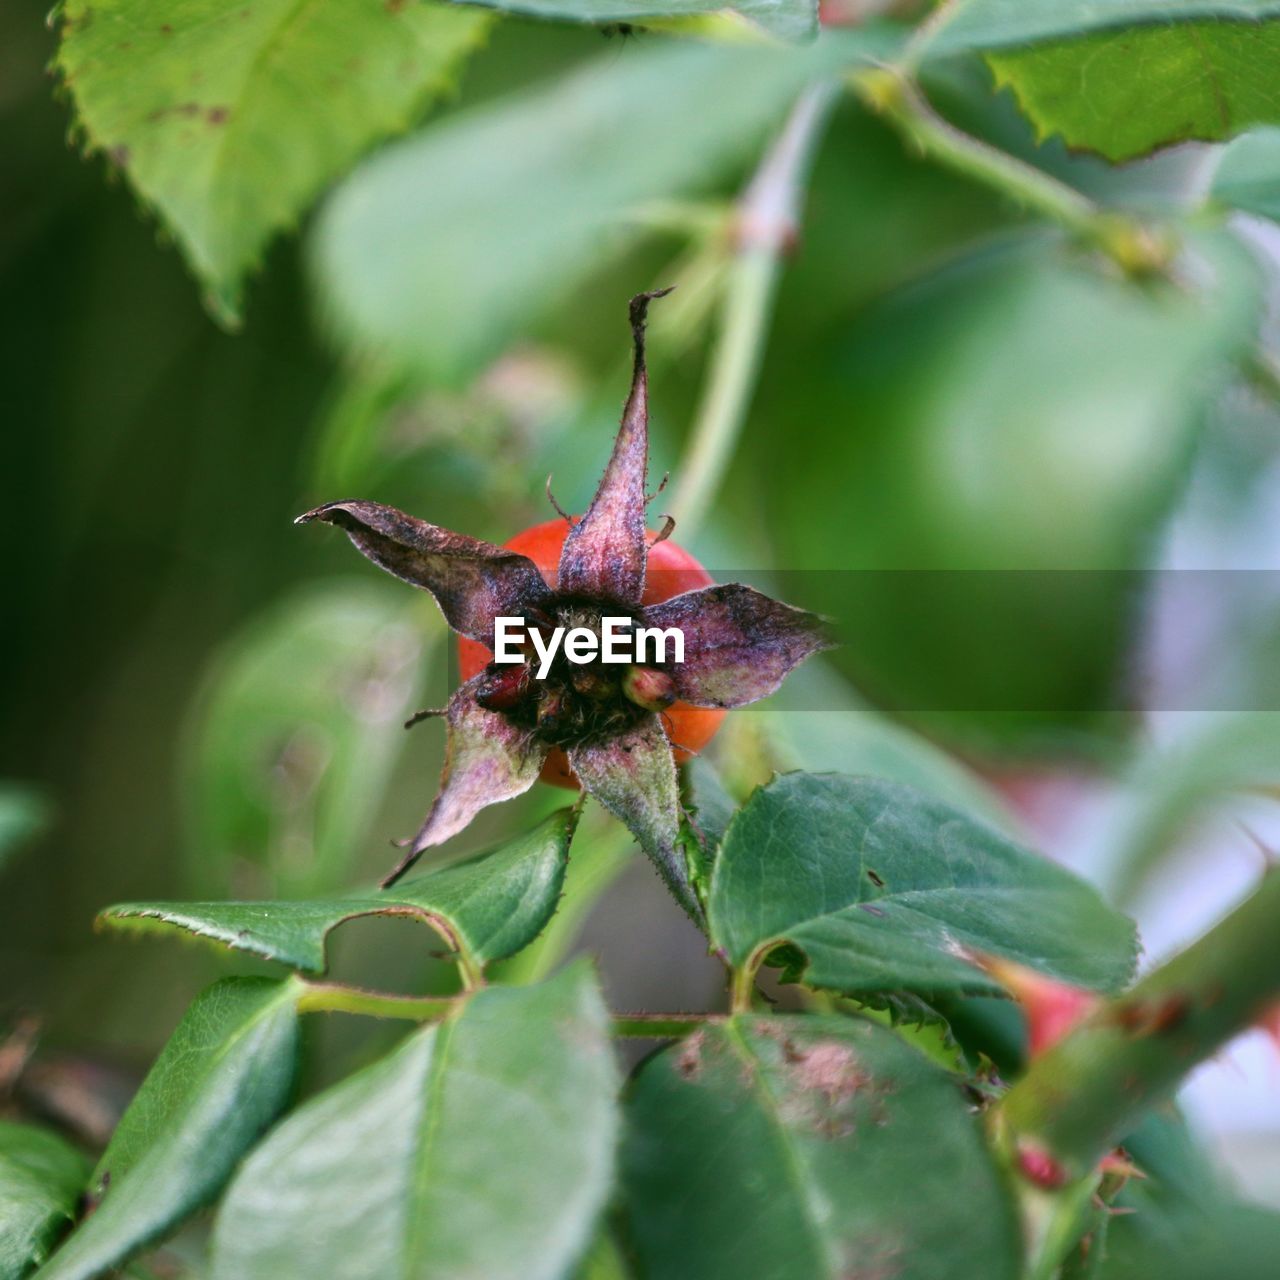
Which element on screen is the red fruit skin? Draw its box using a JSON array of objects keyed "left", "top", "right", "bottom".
[{"left": 457, "top": 518, "right": 727, "bottom": 789}]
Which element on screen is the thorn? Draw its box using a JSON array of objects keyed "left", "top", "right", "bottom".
[
  {"left": 545, "top": 475, "right": 572, "bottom": 523},
  {"left": 649, "top": 515, "right": 676, "bottom": 547},
  {"left": 404, "top": 707, "right": 445, "bottom": 730}
]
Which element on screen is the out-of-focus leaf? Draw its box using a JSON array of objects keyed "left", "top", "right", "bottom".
[
  {"left": 1104, "top": 1202, "right": 1280, "bottom": 1280},
  {"left": 0, "top": 1124, "right": 88, "bottom": 1280},
  {"left": 453, "top": 0, "right": 816, "bottom": 42},
  {"left": 209, "top": 964, "right": 615, "bottom": 1280},
  {"left": 623, "top": 1013, "right": 1022, "bottom": 1280},
  {"left": 312, "top": 30, "right": 899, "bottom": 380},
  {"left": 1105, "top": 712, "right": 1280, "bottom": 903},
  {"left": 0, "top": 783, "right": 50, "bottom": 877},
  {"left": 985, "top": 20, "right": 1280, "bottom": 161},
  {"left": 763, "top": 234, "right": 1260, "bottom": 750},
  {"left": 1213, "top": 126, "right": 1280, "bottom": 222},
  {"left": 927, "top": 0, "right": 1280, "bottom": 54},
  {"left": 37, "top": 978, "right": 300, "bottom": 1280},
  {"left": 99, "top": 807, "right": 576, "bottom": 974},
  {"left": 182, "top": 581, "right": 428, "bottom": 896},
  {"left": 709, "top": 773, "right": 1138, "bottom": 997},
  {"left": 56, "top": 0, "right": 491, "bottom": 324}
]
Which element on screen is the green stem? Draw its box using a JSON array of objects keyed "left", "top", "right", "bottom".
[
  {"left": 999, "top": 868, "right": 1280, "bottom": 1181},
  {"left": 667, "top": 81, "right": 838, "bottom": 537},
  {"left": 613, "top": 1013, "right": 714, "bottom": 1038},
  {"left": 297, "top": 981, "right": 462, "bottom": 1022},
  {"left": 849, "top": 67, "right": 1173, "bottom": 277},
  {"left": 298, "top": 978, "right": 712, "bottom": 1039}
]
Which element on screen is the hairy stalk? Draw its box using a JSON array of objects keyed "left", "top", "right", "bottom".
[
  {"left": 667, "top": 81, "right": 837, "bottom": 537},
  {"left": 999, "top": 868, "right": 1280, "bottom": 1181},
  {"left": 298, "top": 978, "right": 711, "bottom": 1038},
  {"left": 849, "top": 66, "right": 1173, "bottom": 278}
]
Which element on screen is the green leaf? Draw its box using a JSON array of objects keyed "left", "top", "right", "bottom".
[
  {"left": 56, "top": 0, "right": 491, "bottom": 324},
  {"left": 182, "top": 582, "right": 428, "bottom": 896},
  {"left": 985, "top": 19, "right": 1280, "bottom": 160},
  {"left": 0, "top": 783, "right": 50, "bottom": 878},
  {"left": 761, "top": 235, "right": 1260, "bottom": 750},
  {"left": 209, "top": 964, "right": 616, "bottom": 1280},
  {"left": 37, "top": 978, "right": 300, "bottom": 1280},
  {"left": 0, "top": 1124, "right": 88, "bottom": 1280},
  {"left": 99, "top": 807, "right": 577, "bottom": 976},
  {"left": 1213, "top": 126, "right": 1280, "bottom": 221},
  {"left": 452, "top": 0, "right": 816, "bottom": 42},
  {"left": 623, "top": 1013, "right": 1022, "bottom": 1280},
  {"left": 928, "top": 0, "right": 1280, "bottom": 54},
  {"left": 708, "top": 773, "right": 1138, "bottom": 998},
  {"left": 312, "top": 29, "right": 898, "bottom": 380}
]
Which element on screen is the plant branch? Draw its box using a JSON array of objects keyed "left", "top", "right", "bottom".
[
  {"left": 849, "top": 66, "right": 1173, "bottom": 277},
  {"left": 297, "top": 981, "right": 462, "bottom": 1022},
  {"left": 612, "top": 1013, "right": 714, "bottom": 1038},
  {"left": 999, "top": 868, "right": 1280, "bottom": 1181},
  {"left": 667, "top": 80, "right": 838, "bottom": 537}
]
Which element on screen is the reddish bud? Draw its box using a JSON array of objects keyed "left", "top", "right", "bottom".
[
  {"left": 971, "top": 954, "right": 1098, "bottom": 1058},
  {"left": 623, "top": 665, "right": 676, "bottom": 712},
  {"left": 1017, "top": 1142, "right": 1068, "bottom": 1190}
]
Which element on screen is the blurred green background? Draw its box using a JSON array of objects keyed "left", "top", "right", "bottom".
[{"left": 5, "top": 0, "right": 1280, "bottom": 1237}]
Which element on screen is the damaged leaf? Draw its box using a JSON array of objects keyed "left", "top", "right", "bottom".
[
  {"left": 709, "top": 773, "right": 1138, "bottom": 999},
  {"left": 623, "top": 1013, "right": 1022, "bottom": 1280}
]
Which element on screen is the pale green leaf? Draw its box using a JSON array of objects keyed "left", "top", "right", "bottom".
[
  {"left": 209, "top": 964, "right": 616, "bottom": 1280},
  {"left": 312, "top": 29, "right": 899, "bottom": 380},
  {"left": 0, "top": 1124, "right": 88, "bottom": 1280},
  {"left": 100, "top": 807, "right": 577, "bottom": 974},
  {"left": 37, "top": 978, "right": 300, "bottom": 1280},
  {"left": 1213, "top": 125, "right": 1280, "bottom": 221},
  {"left": 452, "top": 0, "right": 816, "bottom": 42},
  {"left": 709, "top": 773, "right": 1138, "bottom": 997},
  {"left": 57, "top": 0, "right": 491, "bottom": 323},
  {"left": 623, "top": 1013, "right": 1022, "bottom": 1280},
  {"left": 930, "top": 1, "right": 1280, "bottom": 54},
  {"left": 0, "top": 784, "right": 50, "bottom": 878},
  {"left": 182, "top": 581, "right": 428, "bottom": 896}
]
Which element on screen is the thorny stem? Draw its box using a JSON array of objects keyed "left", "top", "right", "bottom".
[
  {"left": 297, "top": 978, "right": 712, "bottom": 1037},
  {"left": 999, "top": 868, "right": 1280, "bottom": 1182},
  {"left": 849, "top": 66, "right": 1174, "bottom": 278},
  {"left": 667, "top": 81, "right": 839, "bottom": 538}
]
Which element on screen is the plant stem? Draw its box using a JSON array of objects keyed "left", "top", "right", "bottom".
[
  {"left": 999, "top": 868, "right": 1280, "bottom": 1181},
  {"left": 667, "top": 81, "right": 838, "bottom": 538},
  {"left": 849, "top": 67, "right": 1173, "bottom": 277},
  {"left": 612, "top": 1013, "right": 713, "bottom": 1038},
  {"left": 297, "top": 981, "right": 462, "bottom": 1022}
]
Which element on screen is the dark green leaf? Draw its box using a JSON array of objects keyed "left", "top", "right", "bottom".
[
  {"left": 453, "top": 0, "right": 816, "bottom": 42},
  {"left": 57, "top": 0, "right": 491, "bottom": 323},
  {"left": 182, "top": 582, "right": 428, "bottom": 896},
  {"left": 0, "top": 784, "right": 50, "bottom": 878},
  {"left": 623, "top": 1013, "right": 1022, "bottom": 1280},
  {"left": 312, "top": 30, "right": 898, "bottom": 380},
  {"left": 209, "top": 964, "right": 616, "bottom": 1280},
  {"left": 100, "top": 806, "right": 576, "bottom": 974},
  {"left": 0, "top": 1123, "right": 88, "bottom": 1280},
  {"left": 37, "top": 978, "right": 300, "bottom": 1280},
  {"left": 985, "top": 20, "right": 1280, "bottom": 160},
  {"left": 1213, "top": 126, "right": 1280, "bottom": 221},
  {"left": 708, "top": 773, "right": 1138, "bottom": 998}
]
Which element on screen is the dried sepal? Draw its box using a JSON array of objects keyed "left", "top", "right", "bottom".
[
  {"left": 557, "top": 289, "right": 672, "bottom": 605},
  {"left": 568, "top": 714, "right": 700, "bottom": 922},
  {"left": 382, "top": 676, "right": 548, "bottom": 887},
  {"left": 297, "top": 500, "right": 551, "bottom": 645},
  {"left": 639, "top": 583, "right": 831, "bottom": 709}
]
